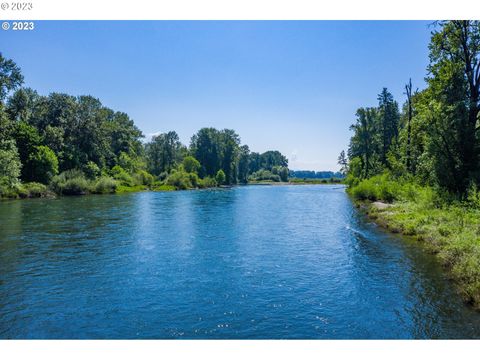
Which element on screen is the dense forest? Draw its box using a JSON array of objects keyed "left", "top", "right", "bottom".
[
  {"left": 342, "top": 20, "right": 480, "bottom": 307},
  {"left": 344, "top": 20, "right": 480, "bottom": 197},
  {"left": 0, "top": 53, "right": 292, "bottom": 198}
]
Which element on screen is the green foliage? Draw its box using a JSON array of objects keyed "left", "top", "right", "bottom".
[
  {"left": 116, "top": 184, "right": 146, "bottom": 193},
  {"left": 152, "top": 183, "right": 176, "bottom": 191},
  {"left": 166, "top": 170, "right": 193, "bottom": 190},
  {"left": 350, "top": 173, "right": 401, "bottom": 203},
  {"left": 145, "top": 131, "right": 183, "bottom": 175},
  {"left": 182, "top": 156, "right": 201, "bottom": 174},
  {"left": 12, "top": 121, "right": 41, "bottom": 180},
  {"left": 21, "top": 182, "right": 49, "bottom": 198},
  {"left": 248, "top": 169, "right": 281, "bottom": 182},
  {"left": 50, "top": 169, "right": 90, "bottom": 195},
  {"left": 110, "top": 165, "right": 134, "bottom": 186},
  {"left": 83, "top": 161, "right": 101, "bottom": 180},
  {"left": 0, "top": 139, "right": 22, "bottom": 186},
  {"left": 133, "top": 170, "right": 154, "bottom": 186},
  {"left": 92, "top": 177, "right": 117, "bottom": 194},
  {"left": 0, "top": 52, "right": 24, "bottom": 101},
  {"left": 1, "top": 52, "right": 292, "bottom": 197},
  {"left": 272, "top": 166, "right": 289, "bottom": 182},
  {"left": 27, "top": 145, "right": 58, "bottom": 184},
  {"left": 198, "top": 176, "right": 217, "bottom": 188},
  {"left": 215, "top": 169, "right": 226, "bottom": 185}
]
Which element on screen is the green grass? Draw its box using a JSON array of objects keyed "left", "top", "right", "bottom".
[
  {"left": 350, "top": 175, "right": 480, "bottom": 308},
  {"left": 151, "top": 184, "right": 176, "bottom": 191},
  {"left": 115, "top": 184, "right": 147, "bottom": 193}
]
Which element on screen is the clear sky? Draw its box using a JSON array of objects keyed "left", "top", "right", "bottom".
[{"left": 1, "top": 21, "right": 432, "bottom": 171}]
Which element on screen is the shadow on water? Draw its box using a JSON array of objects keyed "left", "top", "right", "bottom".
[{"left": 1, "top": 185, "right": 480, "bottom": 339}]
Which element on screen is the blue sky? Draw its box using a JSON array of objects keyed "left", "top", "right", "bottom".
[{"left": 1, "top": 21, "right": 432, "bottom": 170}]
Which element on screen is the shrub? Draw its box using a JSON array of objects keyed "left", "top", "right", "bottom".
[
  {"left": 215, "top": 169, "right": 226, "bottom": 185},
  {"left": 50, "top": 169, "right": 91, "bottom": 195},
  {"left": 248, "top": 169, "right": 281, "bottom": 182},
  {"left": 83, "top": 161, "right": 101, "bottom": 180},
  {"left": 350, "top": 174, "right": 402, "bottom": 202},
  {"left": 92, "top": 177, "right": 117, "bottom": 194},
  {"left": 27, "top": 145, "right": 59, "bottom": 184},
  {"left": 133, "top": 170, "right": 154, "bottom": 186},
  {"left": 188, "top": 172, "right": 200, "bottom": 188},
  {"left": 182, "top": 156, "right": 201, "bottom": 174},
  {"left": 110, "top": 165, "right": 134, "bottom": 186},
  {"left": 152, "top": 184, "right": 176, "bottom": 191},
  {"left": 158, "top": 171, "right": 169, "bottom": 181},
  {"left": 22, "top": 182, "right": 48, "bottom": 198},
  {"left": 0, "top": 181, "right": 22, "bottom": 198},
  {"left": 0, "top": 140, "right": 22, "bottom": 187},
  {"left": 199, "top": 176, "right": 217, "bottom": 188},
  {"left": 166, "top": 170, "right": 192, "bottom": 190}
]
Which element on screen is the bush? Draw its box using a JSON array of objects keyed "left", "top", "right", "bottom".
[
  {"left": 110, "top": 165, "right": 134, "bottom": 186},
  {"left": 152, "top": 184, "right": 176, "bottom": 191},
  {"left": 182, "top": 156, "right": 201, "bottom": 174},
  {"left": 51, "top": 169, "right": 91, "bottom": 195},
  {"left": 350, "top": 173, "right": 401, "bottom": 202},
  {"left": 92, "top": 177, "right": 117, "bottom": 194},
  {"left": 27, "top": 145, "right": 59, "bottom": 184},
  {"left": 248, "top": 169, "right": 281, "bottom": 182},
  {"left": 83, "top": 161, "right": 101, "bottom": 180},
  {"left": 199, "top": 176, "right": 217, "bottom": 188},
  {"left": 215, "top": 169, "right": 226, "bottom": 185},
  {"left": 0, "top": 181, "right": 22, "bottom": 198},
  {"left": 166, "top": 170, "right": 192, "bottom": 190},
  {"left": 22, "top": 182, "right": 49, "bottom": 198},
  {"left": 188, "top": 172, "right": 200, "bottom": 188},
  {"left": 0, "top": 140, "right": 22, "bottom": 187},
  {"left": 158, "top": 171, "right": 169, "bottom": 181},
  {"left": 133, "top": 170, "right": 154, "bottom": 186}
]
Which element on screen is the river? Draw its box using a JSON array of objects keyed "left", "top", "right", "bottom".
[{"left": 1, "top": 185, "right": 480, "bottom": 339}]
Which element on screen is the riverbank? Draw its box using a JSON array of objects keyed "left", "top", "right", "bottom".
[
  {"left": 1, "top": 180, "right": 344, "bottom": 200},
  {"left": 350, "top": 178, "right": 480, "bottom": 309}
]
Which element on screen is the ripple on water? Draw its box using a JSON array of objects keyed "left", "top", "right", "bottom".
[{"left": 1, "top": 185, "right": 480, "bottom": 339}]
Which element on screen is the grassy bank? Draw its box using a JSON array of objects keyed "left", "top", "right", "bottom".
[{"left": 349, "top": 174, "right": 480, "bottom": 308}]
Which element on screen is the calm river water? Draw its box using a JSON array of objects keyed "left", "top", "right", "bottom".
[{"left": 1, "top": 185, "right": 480, "bottom": 339}]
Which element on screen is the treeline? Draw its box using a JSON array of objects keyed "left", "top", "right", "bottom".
[
  {"left": 0, "top": 53, "right": 289, "bottom": 198},
  {"left": 289, "top": 170, "right": 344, "bottom": 179},
  {"left": 343, "top": 21, "right": 480, "bottom": 199},
  {"left": 341, "top": 21, "right": 480, "bottom": 307}
]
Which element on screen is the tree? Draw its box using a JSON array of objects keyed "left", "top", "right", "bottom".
[
  {"left": 260, "top": 150, "right": 288, "bottom": 170},
  {"left": 219, "top": 129, "right": 240, "bottom": 185},
  {"left": 279, "top": 166, "right": 289, "bottom": 182},
  {"left": 0, "top": 53, "right": 24, "bottom": 103},
  {"left": 146, "top": 131, "right": 182, "bottom": 175},
  {"left": 248, "top": 152, "right": 262, "bottom": 173},
  {"left": 426, "top": 20, "right": 480, "bottom": 193},
  {"left": 337, "top": 150, "right": 348, "bottom": 175},
  {"left": 215, "top": 169, "right": 226, "bottom": 185},
  {"left": 182, "top": 156, "right": 201, "bottom": 174},
  {"left": 12, "top": 121, "right": 42, "bottom": 180},
  {"left": 377, "top": 88, "right": 400, "bottom": 166},
  {"left": 404, "top": 79, "right": 414, "bottom": 172},
  {"left": 0, "top": 140, "right": 22, "bottom": 186},
  {"left": 190, "top": 128, "right": 222, "bottom": 178},
  {"left": 26, "top": 145, "right": 59, "bottom": 184},
  {"left": 348, "top": 107, "right": 379, "bottom": 178},
  {"left": 238, "top": 145, "right": 250, "bottom": 183}
]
